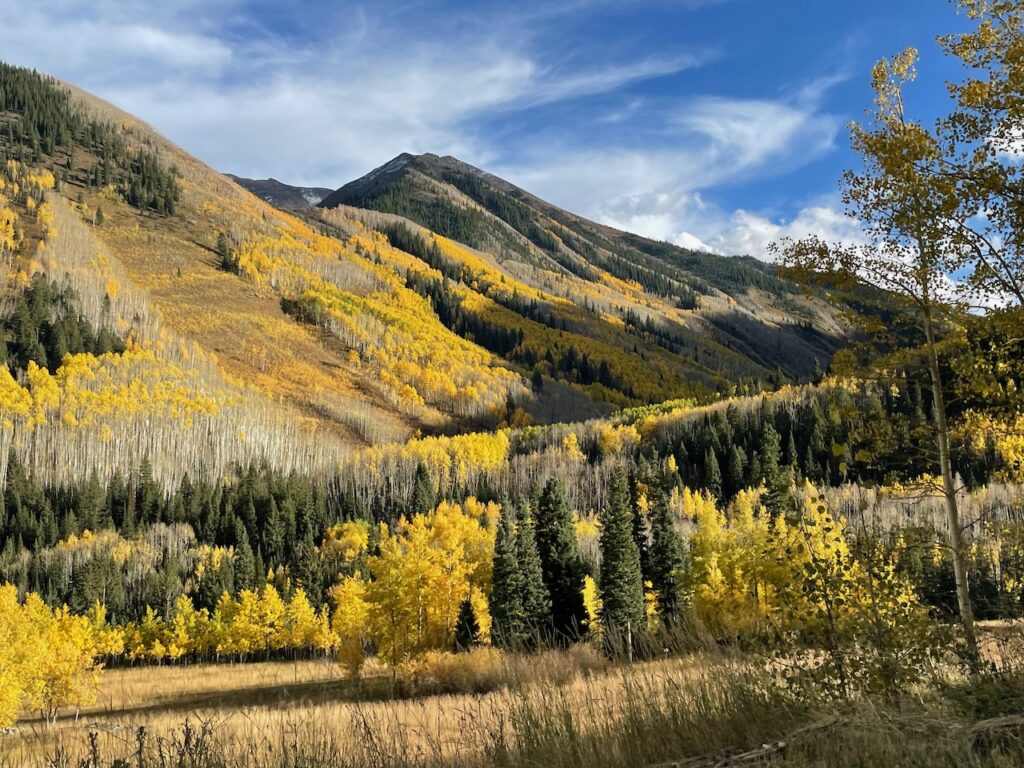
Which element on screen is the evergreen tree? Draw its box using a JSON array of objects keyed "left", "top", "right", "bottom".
[
  {"left": 598, "top": 469, "right": 645, "bottom": 655},
  {"left": 490, "top": 504, "right": 524, "bottom": 648},
  {"left": 454, "top": 598, "right": 480, "bottom": 651},
  {"left": 78, "top": 468, "right": 103, "bottom": 536},
  {"left": 703, "top": 448, "right": 722, "bottom": 499},
  {"left": 411, "top": 463, "right": 435, "bottom": 516},
  {"left": 648, "top": 482, "right": 685, "bottom": 623},
  {"left": 234, "top": 517, "right": 256, "bottom": 592},
  {"left": 516, "top": 504, "right": 551, "bottom": 648},
  {"left": 136, "top": 458, "right": 161, "bottom": 524},
  {"left": 294, "top": 531, "right": 323, "bottom": 606},
  {"left": 264, "top": 497, "right": 288, "bottom": 566},
  {"left": 761, "top": 421, "right": 794, "bottom": 515},
  {"left": 726, "top": 446, "right": 746, "bottom": 498},
  {"left": 535, "top": 478, "right": 587, "bottom": 643}
]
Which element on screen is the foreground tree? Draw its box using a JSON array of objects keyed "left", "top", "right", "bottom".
[
  {"left": 535, "top": 478, "right": 587, "bottom": 643},
  {"left": 598, "top": 469, "right": 645, "bottom": 657},
  {"left": 777, "top": 47, "right": 981, "bottom": 659}
]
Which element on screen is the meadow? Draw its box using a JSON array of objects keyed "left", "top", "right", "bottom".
[{"left": 5, "top": 632, "right": 1024, "bottom": 768}]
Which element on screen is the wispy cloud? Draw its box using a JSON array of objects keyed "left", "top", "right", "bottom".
[
  {"left": 0, "top": 0, "right": 862, "bottom": 259},
  {"left": 0, "top": 0, "right": 711, "bottom": 187},
  {"left": 498, "top": 82, "right": 846, "bottom": 256}
]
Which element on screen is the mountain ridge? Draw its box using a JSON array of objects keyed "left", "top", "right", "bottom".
[{"left": 227, "top": 174, "right": 332, "bottom": 209}]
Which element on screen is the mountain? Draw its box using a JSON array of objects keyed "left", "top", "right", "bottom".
[
  {"left": 0, "top": 64, "right": 540, "bottom": 489},
  {"left": 0, "top": 62, "right": 851, "bottom": 492},
  {"left": 320, "top": 152, "right": 847, "bottom": 389},
  {"left": 226, "top": 175, "right": 332, "bottom": 209}
]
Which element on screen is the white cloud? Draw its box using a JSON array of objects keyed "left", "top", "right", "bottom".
[
  {"left": 0, "top": 0, "right": 859, "bottom": 260},
  {"left": 496, "top": 90, "right": 846, "bottom": 258},
  {"left": 0, "top": 1, "right": 711, "bottom": 188},
  {"left": 707, "top": 203, "right": 866, "bottom": 259}
]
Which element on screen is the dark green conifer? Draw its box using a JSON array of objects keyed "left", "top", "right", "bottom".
[
  {"left": 598, "top": 469, "right": 645, "bottom": 655},
  {"left": 454, "top": 598, "right": 480, "bottom": 651},
  {"left": 535, "top": 478, "right": 587, "bottom": 643},
  {"left": 491, "top": 504, "right": 524, "bottom": 648}
]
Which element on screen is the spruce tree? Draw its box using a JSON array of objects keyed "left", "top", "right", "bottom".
[
  {"left": 598, "top": 469, "right": 645, "bottom": 655},
  {"left": 726, "top": 445, "right": 746, "bottom": 498},
  {"left": 761, "top": 421, "right": 794, "bottom": 515},
  {"left": 491, "top": 504, "right": 525, "bottom": 648},
  {"left": 535, "top": 478, "right": 587, "bottom": 643},
  {"left": 516, "top": 505, "right": 551, "bottom": 648},
  {"left": 630, "top": 461, "right": 653, "bottom": 582},
  {"left": 411, "top": 463, "right": 435, "bottom": 516},
  {"left": 454, "top": 598, "right": 480, "bottom": 651},
  {"left": 234, "top": 517, "right": 256, "bottom": 592},
  {"left": 704, "top": 447, "right": 722, "bottom": 499},
  {"left": 648, "top": 482, "right": 685, "bottom": 623}
]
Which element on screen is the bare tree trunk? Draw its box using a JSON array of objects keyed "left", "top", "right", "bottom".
[{"left": 923, "top": 309, "right": 979, "bottom": 664}]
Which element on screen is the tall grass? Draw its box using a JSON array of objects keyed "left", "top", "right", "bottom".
[{"left": 6, "top": 646, "right": 1024, "bottom": 768}]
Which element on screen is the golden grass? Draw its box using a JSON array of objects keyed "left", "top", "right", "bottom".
[
  {"left": 5, "top": 634, "right": 1024, "bottom": 768},
  {"left": 0, "top": 648, "right": 698, "bottom": 767}
]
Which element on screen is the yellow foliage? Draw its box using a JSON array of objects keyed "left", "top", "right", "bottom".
[
  {"left": 363, "top": 498, "right": 497, "bottom": 666},
  {"left": 0, "top": 584, "right": 101, "bottom": 726},
  {"left": 330, "top": 576, "right": 369, "bottom": 676},
  {"left": 321, "top": 520, "right": 371, "bottom": 565}
]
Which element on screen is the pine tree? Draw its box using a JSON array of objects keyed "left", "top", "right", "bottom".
[
  {"left": 490, "top": 504, "right": 524, "bottom": 648},
  {"left": 79, "top": 473, "right": 104, "bottom": 532},
  {"left": 516, "top": 505, "right": 551, "bottom": 648},
  {"left": 704, "top": 448, "right": 722, "bottom": 499},
  {"left": 294, "top": 531, "right": 323, "bottom": 606},
  {"left": 264, "top": 498, "right": 288, "bottom": 566},
  {"left": 761, "top": 421, "right": 794, "bottom": 515},
  {"left": 136, "top": 458, "right": 161, "bottom": 525},
  {"left": 234, "top": 517, "right": 256, "bottom": 592},
  {"left": 630, "top": 462, "right": 653, "bottom": 582},
  {"left": 411, "top": 463, "right": 435, "bottom": 516},
  {"left": 726, "top": 446, "right": 746, "bottom": 498},
  {"left": 535, "top": 478, "right": 587, "bottom": 643},
  {"left": 599, "top": 469, "right": 645, "bottom": 656},
  {"left": 648, "top": 482, "right": 685, "bottom": 623}
]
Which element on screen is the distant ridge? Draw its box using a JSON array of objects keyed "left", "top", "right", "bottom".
[{"left": 227, "top": 174, "right": 332, "bottom": 210}]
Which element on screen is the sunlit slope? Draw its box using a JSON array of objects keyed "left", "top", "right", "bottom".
[
  {"left": 321, "top": 153, "right": 847, "bottom": 402},
  {"left": 60, "top": 82, "right": 529, "bottom": 432},
  {"left": 0, "top": 64, "right": 539, "bottom": 489}
]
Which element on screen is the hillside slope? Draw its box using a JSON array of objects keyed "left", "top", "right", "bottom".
[
  {"left": 0, "top": 62, "right": 851, "bottom": 489},
  {"left": 320, "top": 153, "right": 846, "bottom": 389},
  {"left": 0, "top": 65, "right": 534, "bottom": 487}
]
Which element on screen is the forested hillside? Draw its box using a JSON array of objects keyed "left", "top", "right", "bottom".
[{"left": 319, "top": 152, "right": 846, "bottom": 398}]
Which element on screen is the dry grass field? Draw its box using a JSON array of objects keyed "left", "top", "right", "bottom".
[{"left": 5, "top": 633, "right": 1024, "bottom": 768}]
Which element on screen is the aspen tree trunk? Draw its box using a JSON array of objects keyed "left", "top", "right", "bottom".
[{"left": 923, "top": 307, "right": 979, "bottom": 663}]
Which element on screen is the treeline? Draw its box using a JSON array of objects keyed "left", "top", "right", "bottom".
[
  {"left": 0, "top": 62, "right": 180, "bottom": 215},
  {"left": 0, "top": 380, "right": 1004, "bottom": 627},
  {"left": 0, "top": 458, "right": 339, "bottom": 620}
]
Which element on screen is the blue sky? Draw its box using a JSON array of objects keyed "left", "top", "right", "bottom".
[{"left": 0, "top": 0, "right": 967, "bottom": 258}]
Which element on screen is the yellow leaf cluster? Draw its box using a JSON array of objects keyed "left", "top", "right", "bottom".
[{"left": 0, "top": 584, "right": 101, "bottom": 727}]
